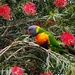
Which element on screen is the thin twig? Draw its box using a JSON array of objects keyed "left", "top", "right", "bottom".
[
  {"left": 4, "top": 46, "right": 26, "bottom": 61},
  {"left": 0, "top": 41, "right": 38, "bottom": 57},
  {"left": 1, "top": 27, "right": 9, "bottom": 37},
  {"left": 0, "top": 42, "right": 15, "bottom": 56}
]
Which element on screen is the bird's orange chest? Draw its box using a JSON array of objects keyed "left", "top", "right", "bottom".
[{"left": 35, "top": 33, "right": 48, "bottom": 45}]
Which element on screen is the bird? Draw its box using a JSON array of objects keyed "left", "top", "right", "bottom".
[{"left": 27, "top": 25, "right": 67, "bottom": 53}]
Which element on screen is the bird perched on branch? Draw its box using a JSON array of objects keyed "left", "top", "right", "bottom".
[{"left": 27, "top": 25, "right": 67, "bottom": 53}]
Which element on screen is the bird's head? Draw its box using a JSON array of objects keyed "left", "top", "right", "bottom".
[{"left": 27, "top": 25, "right": 40, "bottom": 36}]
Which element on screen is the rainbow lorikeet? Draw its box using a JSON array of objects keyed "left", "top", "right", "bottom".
[{"left": 27, "top": 25, "right": 66, "bottom": 53}]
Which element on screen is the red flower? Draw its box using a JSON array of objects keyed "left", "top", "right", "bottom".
[
  {"left": 0, "top": 4, "right": 12, "bottom": 20},
  {"left": 46, "top": 19, "right": 55, "bottom": 26},
  {"left": 40, "top": 71, "right": 52, "bottom": 75},
  {"left": 53, "top": 0, "right": 67, "bottom": 8},
  {"left": 49, "top": 20, "right": 54, "bottom": 23},
  {"left": 45, "top": 71, "right": 52, "bottom": 75},
  {"left": 60, "top": 32, "right": 75, "bottom": 46},
  {"left": 22, "top": 2, "right": 36, "bottom": 16},
  {"left": 40, "top": 73, "right": 44, "bottom": 75},
  {"left": 33, "top": 21, "right": 42, "bottom": 26},
  {"left": 11, "top": 66, "right": 24, "bottom": 75},
  {"left": 34, "top": 22, "right": 40, "bottom": 26}
]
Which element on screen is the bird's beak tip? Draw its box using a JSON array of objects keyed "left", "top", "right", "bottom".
[{"left": 27, "top": 30, "right": 30, "bottom": 34}]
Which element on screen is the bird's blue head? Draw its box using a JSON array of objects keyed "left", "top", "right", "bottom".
[{"left": 27, "top": 25, "right": 38, "bottom": 36}]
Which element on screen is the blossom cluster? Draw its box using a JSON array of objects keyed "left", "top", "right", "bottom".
[
  {"left": 0, "top": 4, "right": 12, "bottom": 20},
  {"left": 11, "top": 66, "right": 53, "bottom": 75},
  {"left": 54, "top": 0, "right": 67, "bottom": 8},
  {"left": 40, "top": 70, "right": 52, "bottom": 75},
  {"left": 0, "top": 2, "right": 36, "bottom": 20},
  {"left": 60, "top": 32, "right": 75, "bottom": 46},
  {"left": 0, "top": 0, "right": 68, "bottom": 20},
  {"left": 22, "top": 2, "right": 36, "bottom": 16},
  {"left": 11, "top": 66, "right": 24, "bottom": 75}
]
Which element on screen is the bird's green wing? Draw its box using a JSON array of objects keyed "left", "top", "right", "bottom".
[
  {"left": 47, "top": 32, "right": 68, "bottom": 54},
  {"left": 36, "top": 26, "right": 69, "bottom": 54},
  {"left": 47, "top": 32, "right": 61, "bottom": 48},
  {"left": 36, "top": 26, "right": 61, "bottom": 48}
]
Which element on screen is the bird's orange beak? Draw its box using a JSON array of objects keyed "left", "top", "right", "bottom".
[{"left": 27, "top": 30, "right": 30, "bottom": 34}]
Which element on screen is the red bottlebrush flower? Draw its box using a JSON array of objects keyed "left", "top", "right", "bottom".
[
  {"left": 0, "top": 4, "right": 12, "bottom": 20},
  {"left": 46, "top": 19, "right": 55, "bottom": 26},
  {"left": 53, "top": 0, "right": 67, "bottom": 8},
  {"left": 33, "top": 21, "right": 42, "bottom": 26},
  {"left": 45, "top": 71, "right": 53, "bottom": 75},
  {"left": 60, "top": 32, "right": 75, "bottom": 46},
  {"left": 49, "top": 20, "right": 54, "bottom": 23},
  {"left": 22, "top": 2, "right": 36, "bottom": 16},
  {"left": 33, "top": 22, "right": 40, "bottom": 26},
  {"left": 11, "top": 66, "right": 24, "bottom": 75}
]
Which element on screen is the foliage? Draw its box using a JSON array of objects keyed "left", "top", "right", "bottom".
[{"left": 0, "top": 0, "right": 75, "bottom": 75}]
